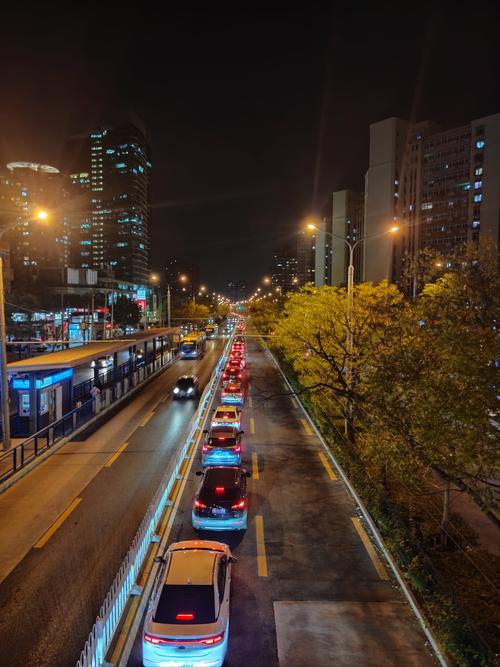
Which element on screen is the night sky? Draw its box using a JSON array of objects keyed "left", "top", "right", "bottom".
[{"left": 1, "top": 3, "right": 499, "bottom": 293}]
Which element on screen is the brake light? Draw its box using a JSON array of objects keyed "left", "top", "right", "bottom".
[
  {"left": 231, "top": 499, "right": 246, "bottom": 510},
  {"left": 194, "top": 499, "right": 207, "bottom": 508},
  {"left": 176, "top": 613, "right": 194, "bottom": 621},
  {"left": 238, "top": 373, "right": 242, "bottom": 379},
  {"left": 203, "top": 633, "right": 224, "bottom": 645},
  {"left": 215, "top": 486, "right": 225, "bottom": 494},
  {"left": 144, "top": 632, "right": 225, "bottom": 646},
  {"left": 218, "top": 436, "right": 226, "bottom": 441},
  {"left": 144, "top": 633, "right": 168, "bottom": 645},
  {"left": 202, "top": 444, "right": 209, "bottom": 452},
  {"left": 233, "top": 445, "right": 241, "bottom": 452}
]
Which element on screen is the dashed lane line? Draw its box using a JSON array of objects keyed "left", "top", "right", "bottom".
[
  {"left": 255, "top": 515, "right": 268, "bottom": 577},
  {"left": 318, "top": 451, "right": 337, "bottom": 481},
  {"left": 139, "top": 410, "right": 155, "bottom": 427},
  {"left": 300, "top": 418, "right": 313, "bottom": 435},
  {"left": 250, "top": 417, "right": 256, "bottom": 434},
  {"left": 105, "top": 442, "right": 129, "bottom": 468},
  {"left": 351, "top": 517, "right": 389, "bottom": 580},
  {"left": 252, "top": 452, "right": 259, "bottom": 480},
  {"left": 34, "top": 498, "right": 83, "bottom": 549}
]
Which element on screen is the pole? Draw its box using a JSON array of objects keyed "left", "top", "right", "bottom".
[
  {"left": 345, "top": 245, "right": 355, "bottom": 439},
  {"left": 167, "top": 284, "right": 171, "bottom": 328},
  {"left": 0, "top": 255, "right": 11, "bottom": 450},
  {"left": 110, "top": 292, "right": 114, "bottom": 339}
]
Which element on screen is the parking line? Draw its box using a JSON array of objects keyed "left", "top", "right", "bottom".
[
  {"left": 34, "top": 498, "right": 83, "bottom": 549},
  {"left": 255, "top": 515, "right": 268, "bottom": 577},
  {"left": 300, "top": 418, "right": 313, "bottom": 435},
  {"left": 139, "top": 410, "right": 155, "bottom": 427},
  {"left": 105, "top": 442, "right": 128, "bottom": 468},
  {"left": 318, "top": 451, "right": 337, "bottom": 481},
  {"left": 250, "top": 417, "right": 255, "bottom": 434},
  {"left": 351, "top": 517, "right": 389, "bottom": 580},
  {"left": 252, "top": 452, "right": 259, "bottom": 480},
  {"left": 290, "top": 396, "right": 298, "bottom": 408}
]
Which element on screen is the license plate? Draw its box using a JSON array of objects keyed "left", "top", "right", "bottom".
[{"left": 213, "top": 508, "right": 226, "bottom": 516}]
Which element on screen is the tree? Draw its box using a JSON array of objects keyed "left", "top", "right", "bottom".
[{"left": 113, "top": 296, "right": 142, "bottom": 328}]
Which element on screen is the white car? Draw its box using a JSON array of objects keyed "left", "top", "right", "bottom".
[
  {"left": 211, "top": 406, "right": 241, "bottom": 430},
  {"left": 143, "top": 540, "right": 235, "bottom": 667}
]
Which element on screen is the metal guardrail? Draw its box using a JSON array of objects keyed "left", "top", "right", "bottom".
[
  {"left": 0, "top": 351, "right": 177, "bottom": 487},
  {"left": 75, "top": 336, "right": 231, "bottom": 667}
]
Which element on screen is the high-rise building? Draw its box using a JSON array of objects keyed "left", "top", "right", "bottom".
[
  {"left": 3, "top": 162, "right": 70, "bottom": 284},
  {"left": 271, "top": 249, "right": 298, "bottom": 293},
  {"left": 330, "top": 191, "right": 365, "bottom": 287},
  {"left": 296, "top": 230, "right": 316, "bottom": 285},
  {"left": 64, "top": 117, "right": 151, "bottom": 284},
  {"left": 363, "top": 113, "right": 500, "bottom": 288}
]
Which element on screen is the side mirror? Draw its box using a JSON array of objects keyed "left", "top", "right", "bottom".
[
  {"left": 229, "top": 555, "right": 238, "bottom": 563},
  {"left": 153, "top": 556, "right": 166, "bottom": 564},
  {"left": 203, "top": 429, "right": 208, "bottom": 434},
  {"left": 195, "top": 470, "right": 204, "bottom": 476},
  {"left": 245, "top": 471, "right": 251, "bottom": 477}
]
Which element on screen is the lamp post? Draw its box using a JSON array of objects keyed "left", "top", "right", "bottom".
[
  {"left": 0, "top": 209, "right": 50, "bottom": 450},
  {"left": 306, "top": 220, "right": 398, "bottom": 439}
]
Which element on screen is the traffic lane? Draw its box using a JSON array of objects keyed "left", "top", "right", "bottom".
[
  {"left": 245, "top": 340, "right": 436, "bottom": 666},
  {"left": 0, "top": 339, "right": 224, "bottom": 585},
  {"left": 0, "top": 340, "right": 225, "bottom": 667}
]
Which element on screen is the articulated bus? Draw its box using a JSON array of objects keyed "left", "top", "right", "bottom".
[
  {"left": 204, "top": 323, "right": 218, "bottom": 339},
  {"left": 180, "top": 332, "right": 206, "bottom": 359}
]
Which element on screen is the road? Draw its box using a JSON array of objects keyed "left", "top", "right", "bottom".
[
  {"left": 123, "top": 334, "right": 437, "bottom": 666},
  {"left": 0, "top": 338, "right": 225, "bottom": 667}
]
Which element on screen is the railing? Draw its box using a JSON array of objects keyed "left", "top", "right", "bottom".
[
  {"left": 75, "top": 336, "right": 231, "bottom": 667},
  {"left": 0, "top": 350, "right": 178, "bottom": 488}
]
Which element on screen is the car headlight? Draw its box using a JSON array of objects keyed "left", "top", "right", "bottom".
[
  {"left": 173, "top": 387, "right": 180, "bottom": 394},
  {"left": 187, "top": 388, "right": 193, "bottom": 394}
]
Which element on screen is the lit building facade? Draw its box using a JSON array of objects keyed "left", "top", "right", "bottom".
[
  {"left": 64, "top": 117, "right": 152, "bottom": 284},
  {"left": 296, "top": 229, "right": 316, "bottom": 285},
  {"left": 272, "top": 249, "right": 298, "bottom": 293}
]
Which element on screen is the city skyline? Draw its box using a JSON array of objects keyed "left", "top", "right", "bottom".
[{"left": 1, "top": 4, "right": 499, "bottom": 290}]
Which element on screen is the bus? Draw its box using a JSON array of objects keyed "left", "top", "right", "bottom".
[
  {"left": 180, "top": 332, "right": 206, "bottom": 359},
  {"left": 204, "top": 323, "right": 218, "bottom": 339}
]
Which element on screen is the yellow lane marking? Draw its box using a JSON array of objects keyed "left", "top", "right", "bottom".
[
  {"left": 140, "top": 410, "right": 155, "bottom": 427},
  {"left": 351, "top": 517, "right": 389, "bottom": 580},
  {"left": 248, "top": 395, "right": 253, "bottom": 408},
  {"left": 250, "top": 417, "right": 256, "bottom": 434},
  {"left": 290, "top": 396, "right": 298, "bottom": 408},
  {"left": 300, "top": 418, "right": 313, "bottom": 435},
  {"left": 105, "top": 442, "right": 128, "bottom": 468},
  {"left": 319, "top": 452, "right": 337, "bottom": 481},
  {"left": 34, "top": 498, "right": 83, "bottom": 549},
  {"left": 252, "top": 452, "right": 259, "bottom": 480},
  {"left": 255, "top": 515, "right": 268, "bottom": 577}
]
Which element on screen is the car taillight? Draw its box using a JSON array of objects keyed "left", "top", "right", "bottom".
[
  {"left": 231, "top": 499, "right": 246, "bottom": 510},
  {"left": 202, "top": 444, "right": 209, "bottom": 452},
  {"left": 194, "top": 499, "right": 207, "bottom": 509},
  {"left": 215, "top": 486, "right": 225, "bottom": 494},
  {"left": 144, "top": 633, "right": 168, "bottom": 645},
  {"left": 218, "top": 436, "right": 226, "bottom": 441},
  {"left": 203, "top": 633, "right": 224, "bottom": 645},
  {"left": 233, "top": 445, "right": 241, "bottom": 452},
  {"left": 176, "top": 612, "right": 194, "bottom": 621}
]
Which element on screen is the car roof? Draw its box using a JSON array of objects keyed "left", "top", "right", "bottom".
[
  {"left": 166, "top": 549, "right": 217, "bottom": 586},
  {"left": 215, "top": 405, "right": 237, "bottom": 412},
  {"left": 203, "top": 467, "right": 240, "bottom": 487},
  {"left": 177, "top": 375, "right": 197, "bottom": 381},
  {"left": 210, "top": 425, "right": 237, "bottom": 435}
]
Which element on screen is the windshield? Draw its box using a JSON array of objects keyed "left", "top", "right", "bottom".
[
  {"left": 177, "top": 378, "right": 195, "bottom": 388},
  {"left": 154, "top": 584, "right": 215, "bottom": 624},
  {"left": 214, "top": 412, "right": 237, "bottom": 420},
  {"left": 181, "top": 342, "right": 195, "bottom": 351}
]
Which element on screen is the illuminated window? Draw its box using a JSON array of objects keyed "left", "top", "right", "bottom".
[
  {"left": 116, "top": 162, "right": 126, "bottom": 169},
  {"left": 472, "top": 220, "right": 480, "bottom": 229},
  {"left": 476, "top": 140, "right": 485, "bottom": 149},
  {"left": 474, "top": 181, "right": 482, "bottom": 189},
  {"left": 474, "top": 194, "right": 482, "bottom": 202},
  {"left": 475, "top": 166, "right": 483, "bottom": 176}
]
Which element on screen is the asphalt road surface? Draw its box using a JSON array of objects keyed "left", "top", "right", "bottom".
[
  {"left": 124, "top": 335, "right": 437, "bottom": 667},
  {"left": 0, "top": 338, "right": 225, "bottom": 667}
]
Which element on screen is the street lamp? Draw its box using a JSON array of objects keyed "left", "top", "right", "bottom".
[
  {"left": 306, "top": 218, "right": 399, "bottom": 438},
  {"left": 0, "top": 209, "right": 50, "bottom": 450}
]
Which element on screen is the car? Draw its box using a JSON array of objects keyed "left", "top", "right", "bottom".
[
  {"left": 211, "top": 406, "right": 241, "bottom": 429},
  {"left": 228, "top": 355, "right": 245, "bottom": 369},
  {"left": 221, "top": 382, "right": 245, "bottom": 406},
  {"left": 91, "top": 355, "right": 113, "bottom": 369},
  {"left": 234, "top": 335, "right": 244, "bottom": 343},
  {"left": 173, "top": 375, "right": 199, "bottom": 399},
  {"left": 143, "top": 540, "right": 234, "bottom": 667},
  {"left": 192, "top": 466, "right": 251, "bottom": 531},
  {"left": 202, "top": 426, "right": 243, "bottom": 466},
  {"left": 222, "top": 366, "right": 245, "bottom": 384}
]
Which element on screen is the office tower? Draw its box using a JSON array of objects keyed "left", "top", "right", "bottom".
[
  {"left": 272, "top": 249, "right": 298, "bottom": 292},
  {"left": 330, "top": 191, "right": 365, "bottom": 287},
  {"left": 3, "top": 162, "right": 70, "bottom": 284},
  {"left": 296, "top": 229, "right": 316, "bottom": 285},
  {"left": 364, "top": 113, "right": 500, "bottom": 289},
  {"left": 64, "top": 116, "right": 151, "bottom": 284}
]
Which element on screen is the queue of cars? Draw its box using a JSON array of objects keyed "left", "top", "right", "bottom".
[{"left": 143, "top": 319, "right": 248, "bottom": 667}]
